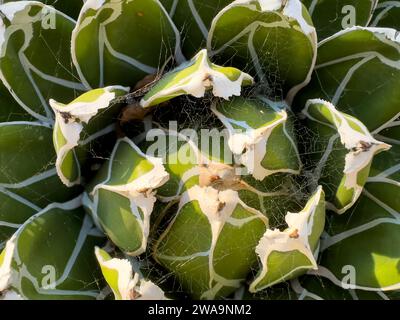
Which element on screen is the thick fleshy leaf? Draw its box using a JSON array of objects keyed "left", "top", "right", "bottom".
[
  {"left": 242, "top": 282, "right": 299, "bottom": 300},
  {"left": 0, "top": 198, "right": 105, "bottom": 300},
  {"left": 212, "top": 96, "right": 301, "bottom": 181},
  {"left": 0, "top": 82, "right": 32, "bottom": 122},
  {"left": 84, "top": 138, "right": 169, "bottom": 256},
  {"left": 153, "top": 185, "right": 268, "bottom": 299},
  {"left": 302, "top": 99, "right": 390, "bottom": 214},
  {"left": 302, "top": 0, "right": 378, "bottom": 39},
  {"left": 0, "top": 122, "right": 81, "bottom": 248},
  {"left": 296, "top": 27, "right": 400, "bottom": 132},
  {"left": 139, "top": 130, "right": 202, "bottom": 202},
  {"left": 208, "top": 0, "right": 317, "bottom": 102},
  {"left": 315, "top": 122, "right": 400, "bottom": 292},
  {"left": 50, "top": 86, "right": 129, "bottom": 186},
  {"left": 141, "top": 49, "right": 253, "bottom": 108},
  {"left": 291, "top": 275, "right": 395, "bottom": 300},
  {"left": 72, "top": 0, "right": 184, "bottom": 89},
  {"left": 370, "top": 1, "right": 400, "bottom": 29},
  {"left": 2, "top": 0, "right": 85, "bottom": 19},
  {"left": 160, "top": 0, "right": 233, "bottom": 57},
  {"left": 249, "top": 187, "right": 325, "bottom": 292},
  {"left": 0, "top": 2, "right": 85, "bottom": 122},
  {"left": 95, "top": 247, "right": 168, "bottom": 300},
  {"left": 141, "top": 127, "right": 296, "bottom": 224}
]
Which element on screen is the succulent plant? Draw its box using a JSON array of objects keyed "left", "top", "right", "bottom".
[{"left": 0, "top": 0, "right": 399, "bottom": 300}]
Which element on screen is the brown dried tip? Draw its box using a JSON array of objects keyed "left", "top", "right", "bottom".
[
  {"left": 289, "top": 229, "right": 299, "bottom": 239},
  {"left": 129, "top": 289, "right": 142, "bottom": 300},
  {"left": 119, "top": 103, "right": 148, "bottom": 124},
  {"left": 217, "top": 202, "right": 226, "bottom": 212},
  {"left": 352, "top": 141, "right": 373, "bottom": 154}
]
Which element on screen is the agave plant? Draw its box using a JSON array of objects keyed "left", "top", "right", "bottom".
[{"left": 0, "top": 0, "right": 399, "bottom": 300}]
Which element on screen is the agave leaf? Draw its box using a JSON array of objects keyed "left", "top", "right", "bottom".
[
  {"left": 241, "top": 282, "right": 299, "bottom": 300},
  {"left": 84, "top": 138, "right": 169, "bottom": 255},
  {"left": 296, "top": 27, "right": 400, "bottom": 132},
  {"left": 303, "top": 99, "right": 390, "bottom": 214},
  {"left": 0, "top": 198, "right": 105, "bottom": 300},
  {"left": 315, "top": 122, "right": 400, "bottom": 292},
  {"left": 160, "top": 0, "right": 233, "bottom": 57},
  {"left": 291, "top": 275, "right": 394, "bottom": 300},
  {"left": 208, "top": 0, "right": 317, "bottom": 102},
  {"left": 370, "top": 1, "right": 400, "bottom": 29},
  {"left": 249, "top": 186, "right": 325, "bottom": 292},
  {"left": 139, "top": 130, "right": 201, "bottom": 201},
  {"left": 153, "top": 185, "right": 268, "bottom": 299},
  {"left": 141, "top": 49, "right": 253, "bottom": 108},
  {"left": 212, "top": 96, "right": 301, "bottom": 181},
  {"left": 0, "top": 122, "right": 81, "bottom": 247},
  {"left": 50, "top": 86, "right": 129, "bottom": 187},
  {"left": 95, "top": 247, "right": 168, "bottom": 300},
  {"left": 0, "top": 82, "right": 33, "bottom": 122},
  {"left": 0, "top": 2, "right": 85, "bottom": 122},
  {"left": 302, "top": 0, "right": 378, "bottom": 39},
  {"left": 1, "top": 0, "right": 85, "bottom": 19},
  {"left": 72, "top": 0, "right": 184, "bottom": 89}
]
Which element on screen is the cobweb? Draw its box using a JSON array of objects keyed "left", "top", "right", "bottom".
[
  {"left": 107, "top": 31, "right": 342, "bottom": 300},
  {"left": 0, "top": 6, "right": 349, "bottom": 299}
]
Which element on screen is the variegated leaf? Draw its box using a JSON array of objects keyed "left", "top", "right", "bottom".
[
  {"left": 95, "top": 247, "right": 168, "bottom": 300},
  {"left": 0, "top": 2, "right": 85, "bottom": 122},
  {"left": 50, "top": 86, "right": 129, "bottom": 186},
  {"left": 1, "top": 0, "right": 85, "bottom": 19},
  {"left": 153, "top": 185, "right": 268, "bottom": 299},
  {"left": 302, "top": 0, "right": 378, "bottom": 39},
  {"left": 0, "top": 122, "right": 81, "bottom": 248},
  {"left": 0, "top": 198, "right": 105, "bottom": 300},
  {"left": 314, "top": 121, "right": 400, "bottom": 292},
  {"left": 249, "top": 187, "right": 325, "bottom": 292},
  {"left": 296, "top": 27, "right": 400, "bottom": 132},
  {"left": 370, "top": 0, "right": 400, "bottom": 29},
  {"left": 302, "top": 99, "right": 390, "bottom": 214},
  {"left": 212, "top": 96, "right": 301, "bottom": 181},
  {"left": 72, "top": 0, "right": 184, "bottom": 89},
  {"left": 141, "top": 49, "right": 253, "bottom": 108},
  {"left": 208, "top": 0, "right": 317, "bottom": 102},
  {"left": 84, "top": 138, "right": 169, "bottom": 256},
  {"left": 160, "top": 0, "right": 233, "bottom": 57}
]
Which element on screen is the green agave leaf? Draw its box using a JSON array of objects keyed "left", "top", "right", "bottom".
[
  {"left": 0, "top": 122, "right": 81, "bottom": 247},
  {"left": 95, "top": 247, "right": 168, "bottom": 300},
  {"left": 160, "top": 0, "right": 233, "bottom": 57},
  {"left": 139, "top": 130, "right": 201, "bottom": 201},
  {"left": 296, "top": 27, "right": 400, "bottom": 132},
  {"left": 50, "top": 86, "right": 129, "bottom": 186},
  {"left": 212, "top": 96, "right": 301, "bottom": 181},
  {"left": 0, "top": 198, "right": 105, "bottom": 300},
  {"left": 141, "top": 49, "right": 253, "bottom": 108},
  {"left": 1, "top": 0, "right": 85, "bottom": 19},
  {"left": 242, "top": 282, "right": 299, "bottom": 300},
  {"left": 153, "top": 185, "right": 268, "bottom": 299},
  {"left": 72, "top": 0, "right": 184, "bottom": 89},
  {"left": 0, "top": 82, "right": 33, "bottom": 122},
  {"left": 303, "top": 99, "right": 390, "bottom": 214},
  {"left": 302, "top": 0, "right": 378, "bottom": 39},
  {"left": 249, "top": 186, "right": 325, "bottom": 292},
  {"left": 0, "top": 2, "right": 85, "bottom": 122},
  {"left": 291, "top": 275, "right": 394, "bottom": 300},
  {"left": 84, "top": 138, "right": 169, "bottom": 256},
  {"left": 315, "top": 122, "right": 400, "bottom": 292},
  {"left": 208, "top": 0, "right": 317, "bottom": 102},
  {"left": 370, "top": 1, "right": 400, "bottom": 29}
]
